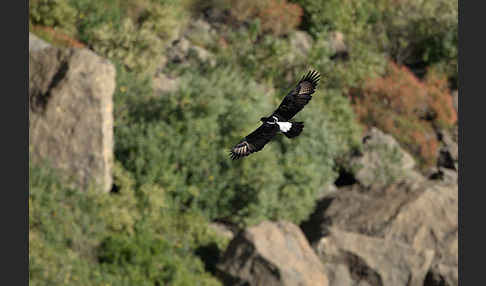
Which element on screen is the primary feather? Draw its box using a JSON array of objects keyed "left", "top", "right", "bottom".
[{"left": 272, "top": 70, "right": 320, "bottom": 121}]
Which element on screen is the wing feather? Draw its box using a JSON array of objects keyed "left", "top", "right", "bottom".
[
  {"left": 229, "top": 123, "right": 279, "bottom": 160},
  {"left": 272, "top": 70, "right": 320, "bottom": 121}
]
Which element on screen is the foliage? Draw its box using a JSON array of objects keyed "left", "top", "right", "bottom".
[
  {"left": 29, "top": 0, "right": 78, "bottom": 35},
  {"left": 226, "top": 0, "right": 303, "bottom": 36},
  {"left": 114, "top": 65, "right": 360, "bottom": 226},
  {"left": 29, "top": 0, "right": 191, "bottom": 75},
  {"left": 29, "top": 25, "right": 86, "bottom": 49},
  {"left": 29, "top": 162, "right": 227, "bottom": 286},
  {"left": 349, "top": 61, "right": 456, "bottom": 168},
  {"left": 89, "top": 18, "right": 164, "bottom": 74},
  {"left": 29, "top": 0, "right": 457, "bottom": 284},
  {"left": 292, "top": 0, "right": 457, "bottom": 85}
]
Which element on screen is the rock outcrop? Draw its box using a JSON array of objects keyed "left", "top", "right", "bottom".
[
  {"left": 29, "top": 33, "right": 115, "bottom": 193},
  {"left": 347, "top": 127, "right": 421, "bottom": 189},
  {"left": 316, "top": 228, "right": 435, "bottom": 286},
  {"left": 217, "top": 221, "right": 328, "bottom": 286},
  {"left": 301, "top": 177, "right": 457, "bottom": 285},
  {"left": 300, "top": 127, "right": 458, "bottom": 286}
]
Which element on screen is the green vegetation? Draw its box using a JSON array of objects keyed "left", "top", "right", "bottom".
[
  {"left": 29, "top": 0, "right": 457, "bottom": 284},
  {"left": 30, "top": 162, "right": 226, "bottom": 286},
  {"left": 114, "top": 64, "right": 360, "bottom": 225}
]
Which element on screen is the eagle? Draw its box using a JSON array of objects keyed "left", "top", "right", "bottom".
[{"left": 229, "top": 70, "right": 320, "bottom": 160}]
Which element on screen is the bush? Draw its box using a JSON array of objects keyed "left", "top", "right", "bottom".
[
  {"left": 30, "top": 0, "right": 191, "bottom": 75},
  {"left": 292, "top": 0, "right": 457, "bottom": 85},
  {"left": 29, "top": 0, "right": 78, "bottom": 35},
  {"left": 88, "top": 0, "right": 190, "bottom": 75},
  {"left": 349, "top": 61, "right": 456, "bottom": 168},
  {"left": 29, "top": 161, "right": 227, "bottom": 286},
  {"left": 114, "top": 64, "right": 361, "bottom": 226},
  {"left": 213, "top": 0, "right": 303, "bottom": 36}
]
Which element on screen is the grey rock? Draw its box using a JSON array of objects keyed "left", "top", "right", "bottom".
[
  {"left": 315, "top": 228, "right": 434, "bottom": 286},
  {"left": 218, "top": 221, "right": 329, "bottom": 286},
  {"left": 29, "top": 46, "right": 115, "bottom": 193},
  {"left": 301, "top": 181, "right": 457, "bottom": 270},
  {"left": 289, "top": 31, "right": 314, "bottom": 57},
  {"left": 191, "top": 45, "right": 216, "bottom": 66},
  {"left": 167, "top": 36, "right": 216, "bottom": 67},
  {"left": 384, "top": 184, "right": 458, "bottom": 267},
  {"left": 209, "top": 222, "right": 235, "bottom": 240},
  {"left": 350, "top": 127, "right": 418, "bottom": 189}
]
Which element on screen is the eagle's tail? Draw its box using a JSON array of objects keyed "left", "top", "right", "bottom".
[{"left": 283, "top": 122, "right": 304, "bottom": 138}]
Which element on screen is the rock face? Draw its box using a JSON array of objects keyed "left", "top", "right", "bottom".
[
  {"left": 29, "top": 33, "right": 116, "bottom": 193},
  {"left": 217, "top": 221, "right": 328, "bottom": 286},
  {"left": 299, "top": 127, "right": 458, "bottom": 285},
  {"left": 301, "top": 179, "right": 458, "bottom": 285},
  {"left": 316, "top": 228, "right": 435, "bottom": 286}
]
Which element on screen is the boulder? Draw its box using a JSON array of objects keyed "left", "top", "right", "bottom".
[
  {"left": 217, "top": 221, "right": 328, "bottom": 286},
  {"left": 209, "top": 222, "right": 235, "bottom": 241},
  {"left": 329, "top": 31, "right": 349, "bottom": 60},
  {"left": 300, "top": 181, "right": 426, "bottom": 244},
  {"left": 289, "top": 31, "right": 314, "bottom": 57},
  {"left": 166, "top": 36, "right": 216, "bottom": 67},
  {"left": 315, "top": 228, "right": 434, "bottom": 286},
  {"left": 384, "top": 184, "right": 458, "bottom": 267},
  {"left": 348, "top": 127, "right": 419, "bottom": 189},
  {"left": 301, "top": 180, "right": 458, "bottom": 285},
  {"left": 29, "top": 44, "right": 115, "bottom": 193}
]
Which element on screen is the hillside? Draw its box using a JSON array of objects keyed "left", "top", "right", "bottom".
[{"left": 29, "top": 0, "right": 458, "bottom": 285}]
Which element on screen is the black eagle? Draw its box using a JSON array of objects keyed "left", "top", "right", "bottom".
[{"left": 229, "top": 70, "right": 320, "bottom": 160}]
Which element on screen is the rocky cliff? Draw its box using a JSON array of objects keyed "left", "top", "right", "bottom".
[{"left": 29, "top": 33, "right": 115, "bottom": 193}]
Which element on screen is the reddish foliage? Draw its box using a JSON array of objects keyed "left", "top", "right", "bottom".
[
  {"left": 228, "top": 0, "right": 303, "bottom": 36},
  {"left": 31, "top": 25, "right": 86, "bottom": 49},
  {"left": 349, "top": 61, "right": 457, "bottom": 168}
]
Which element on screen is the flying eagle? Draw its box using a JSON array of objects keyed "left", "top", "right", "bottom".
[{"left": 229, "top": 70, "right": 320, "bottom": 160}]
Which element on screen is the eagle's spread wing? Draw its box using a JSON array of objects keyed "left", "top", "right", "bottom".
[
  {"left": 272, "top": 70, "right": 320, "bottom": 121},
  {"left": 230, "top": 123, "right": 279, "bottom": 160}
]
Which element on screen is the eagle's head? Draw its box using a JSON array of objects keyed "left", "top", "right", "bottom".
[{"left": 260, "top": 116, "right": 278, "bottom": 124}]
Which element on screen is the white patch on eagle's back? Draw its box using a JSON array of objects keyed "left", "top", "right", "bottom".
[{"left": 277, "top": 121, "right": 292, "bottom": 132}]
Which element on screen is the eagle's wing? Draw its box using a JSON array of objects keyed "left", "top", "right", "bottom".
[
  {"left": 230, "top": 123, "right": 279, "bottom": 160},
  {"left": 272, "top": 70, "right": 320, "bottom": 121}
]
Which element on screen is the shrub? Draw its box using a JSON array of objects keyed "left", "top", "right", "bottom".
[
  {"left": 292, "top": 0, "right": 457, "bottom": 85},
  {"left": 349, "top": 61, "right": 456, "bottom": 167},
  {"left": 226, "top": 0, "right": 303, "bottom": 36},
  {"left": 114, "top": 64, "right": 361, "bottom": 226},
  {"left": 29, "top": 25, "right": 86, "bottom": 48},
  {"left": 29, "top": 161, "right": 227, "bottom": 286},
  {"left": 90, "top": 18, "right": 165, "bottom": 75},
  {"left": 29, "top": 0, "right": 77, "bottom": 35}
]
